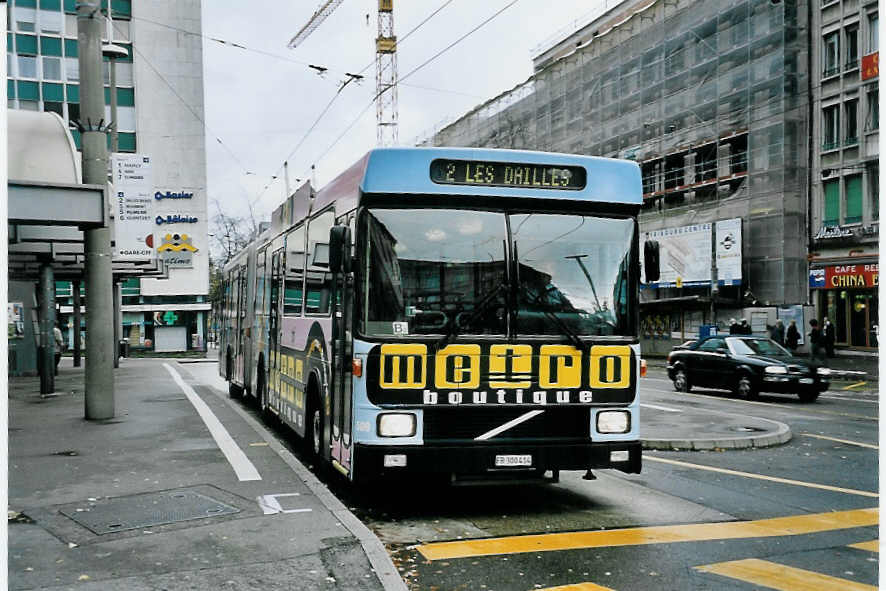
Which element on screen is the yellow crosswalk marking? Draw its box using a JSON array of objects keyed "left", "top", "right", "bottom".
[
  {"left": 416, "top": 508, "right": 878, "bottom": 561},
  {"left": 849, "top": 540, "right": 879, "bottom": 552},
  {"left": 842, "top": 381, "right": 868, "bottom": 390},
  {"left": 695, "top": 558, "right": 877, "bottom": 591},
  {"left": 535, "top": 583, "right": 615, "bottom": 591}
]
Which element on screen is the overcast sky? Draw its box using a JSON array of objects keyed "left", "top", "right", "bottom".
[{"left": 201, "top": 0, "right": 620, "bottom": 223}]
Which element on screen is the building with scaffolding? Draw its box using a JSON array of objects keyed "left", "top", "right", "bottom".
[{"left": 421, "top": 0, "right": 822, "bottom": 353}]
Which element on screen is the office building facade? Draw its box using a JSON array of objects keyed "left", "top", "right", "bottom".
[{"left": 7, "top": 0, "right": 209, "bottom": 352}]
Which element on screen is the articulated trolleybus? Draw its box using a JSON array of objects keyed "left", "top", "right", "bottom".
[{"left": 220, "top": 147, "right": 652, "bottom": 484}]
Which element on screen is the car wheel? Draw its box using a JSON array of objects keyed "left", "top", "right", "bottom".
[
  {"left": 798, "top": 389, "right": 819, "bottom": 403},
  {"left": 673, "top": 369, "right": 691, "bottom": 393},
  {"left": 735, "top": 374, "right": 758, "bottom": 400}
]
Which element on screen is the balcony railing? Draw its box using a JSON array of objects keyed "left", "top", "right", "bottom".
[
  {"left": 845, "top": 59, "right": 859, "bottom": 71},
  {"left": 822, "top": 65, "right": 841, "bottom": 78},
  {"left": 845, "top": 215, "right": 862, "bottom": 224},
  {"left": 845, "top": 136, "right": 859, "bottom": 146},
  {"left": 822, "top": 140, "right": 841, "bottom": 151}
]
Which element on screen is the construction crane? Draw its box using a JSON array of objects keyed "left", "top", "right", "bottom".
[
  {"left": 287, "top": 0, "right": 399, "bottom": 146},
  {"left": 287, "top": 0, "right": 345, "bottom": 49},
  {"left": 375, "top": 0, "right": 398, "bottom": 146}
]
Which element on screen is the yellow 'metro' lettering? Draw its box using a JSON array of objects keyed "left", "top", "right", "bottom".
[
  {"left": 435, "top": 344, "right": 481, "bottom": 389},
  {"left": 489, "top": 344, "right": 533, "bottom": 388},
  {"left": 539, "top": 345, "right": 582, "bottom": 388},
  {"left": 589, "top": 345, "right": 631, "bottom": 389},
  {"left": 380, "top": 344, "right": 427, "bottom": 389}
]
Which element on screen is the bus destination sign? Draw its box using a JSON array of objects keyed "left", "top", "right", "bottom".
[{"left": 430, "top": 159, "right": 586, "bottom": 190}]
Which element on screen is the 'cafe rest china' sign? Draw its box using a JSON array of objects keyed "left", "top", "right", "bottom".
[{"left": 812, "top": 264, "right": 879, "bottom": 289}]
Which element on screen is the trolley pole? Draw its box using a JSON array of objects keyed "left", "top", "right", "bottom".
[
  {"left": 79, "top": 1, "right": 115, "bottom": 419},
  {"left": 710, "top": 222, "right": 718, "bottom": 324}
]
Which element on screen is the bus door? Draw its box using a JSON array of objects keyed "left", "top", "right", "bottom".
[
  {"left": 235, "top": 267, "right": 248, "bottom": 383},
  {"left": 268, "top": 249, "right": 283, "bottom": 411},
  {"left": 330, "top": 226, "right": 353, "bottom": 473}
]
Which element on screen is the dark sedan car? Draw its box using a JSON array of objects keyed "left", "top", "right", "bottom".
[{"left": 666, "top": 335, "right": 830, "bottom": 402}]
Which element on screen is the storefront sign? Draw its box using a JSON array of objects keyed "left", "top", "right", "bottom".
[
  {"left": 811, "top": 264, "right": 879, "bottom": 289},
  {"left": 155, "top": 214, "right": 198, "bottom": 225},
  {"left": 113, "top": 154, "right": 154, "bottom": 260},
  {"left": 814, "top": 223, "right": 878, "bottom": 242},
  {"left": 862, "top": 52, "right": 879, "bottom": 81},
  {"left": 154, "top": 191, "right": 194, "bottom": 200},
  {"left": 157, "top": 233, "right": 198, "bottom": 269}
]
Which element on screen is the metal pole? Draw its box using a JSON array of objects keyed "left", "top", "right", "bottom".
[
  {"left": 710, "top": 222, "right": 718, "bottom": 324},
  {"left": 109, "top": 59, "right": 118, "bottom": 152},
  {"left": 113, "top": 281, "right": 121, "bottom": 367},
  {"left": 73, "top": 279, "right": 82, "bottom": 367},
  {"left": 79, "top": 1, "right": 115, "bottom": 419},
  {"left": 39, "top": 263, "right": 55, "bottom": 395}
]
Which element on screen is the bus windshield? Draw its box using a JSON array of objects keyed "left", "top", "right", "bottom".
[{"left": 360, "top": 208, "right": 634, "bottom": 338}]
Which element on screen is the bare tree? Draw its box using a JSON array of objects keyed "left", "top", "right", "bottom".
[{"left": 210, "top": 199, "right": 259, "bottom": 263}]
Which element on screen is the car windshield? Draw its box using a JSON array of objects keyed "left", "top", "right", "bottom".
[
  {"left": 359, "top": 208, "right": 635, "bottom": 337},
  {"left": 728, "top": 337, "right": 791, "bottom": 357}
]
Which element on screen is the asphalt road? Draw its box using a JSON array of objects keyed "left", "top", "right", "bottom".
[{"left": 190, "top": 361, "right": 880, "bottom": 591}]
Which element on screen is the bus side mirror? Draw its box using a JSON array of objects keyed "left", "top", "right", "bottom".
[
  {"left": 329, "top": 225, "right": 352, "bottom": 274},
  {"left": 643, "top": 240, "right": 660, "bottom": 283}
]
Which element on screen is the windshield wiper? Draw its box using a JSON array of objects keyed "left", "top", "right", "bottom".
[
  {"left": 437, "top": 283, "right": 507, "bottom": 348},
  {"left": 516, "top": 284, "right": 584, "bottom": 349}
]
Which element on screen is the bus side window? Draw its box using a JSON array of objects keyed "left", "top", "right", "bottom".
[
  {"left": 285, "top": 225, "right": 306, "bottom": 316},
  {"left": 306, "top": 209, "right": 335, "bottom": 315}
]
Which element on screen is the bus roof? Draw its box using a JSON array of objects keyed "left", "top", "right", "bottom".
[{"left": 310, "top": 147, "right": 642, "bottom": 215}]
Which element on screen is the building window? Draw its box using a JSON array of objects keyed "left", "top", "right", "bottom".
[
  {"left": 14, "top": 6, "right": 36, "bottom": 33},
  {"left": 844, "top": 175, "right": 863, "bottom": 224},
  {"left": 67, "top": 102, "right": 80, "bottom": 122},
  {"left": 64, "top": 13, "right": 77, "bottom": 37},
  {"left": 823, "top": 179, "right": 840, "bottom": 226},
  {"left": 868, "top": 12, "right": 878, "bottom": 52},
  {"left": 869, "top": 164, "right": 879, "bottom": 220},
  {"left": 17, "top": 55, "right": 38, "bottom": 79},
  {"left": 19, "top": 100, "right": 39, "bottom": 111},
  {"left": 42, "top": 56, "right": 62, "bottom": 81},
  {"left": 115, "top": 61, "right": 133, "bottom": 86},
  {"left": 111, "top": 19, "right": 130, "bottom": 42},
  {"left": 38, "top": 9, "right": 62, "bottom": 34},
  {"left": 845, "top": 25, "right": 859, "bottom": 70},
  {"left": 822, "top": 105, "right": 840, "bottom": 150},
  {"left": 844, "top": 99, "right": 858, "bottom": 145},
  {"left": 44, "top": 100, "right": 64, "bottom": 117},
  {"left": 823, "top": 31, "right": 840, "bottom": 78},
  {"left": 865, "top": 87, "right": 879, "bottom": 131},
  {"left": 65, "top": 57, "right": 79, "bottom": 81}
]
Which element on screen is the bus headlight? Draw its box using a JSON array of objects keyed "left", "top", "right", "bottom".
[
  {"left": 765, "top": 366, "right": 787, "bottom": 374},
  {"left": 817, "top": 367, "right": 831, "bottom": 376},
  {"left": 377, "top": 413, "right": 417, "bottom": 437},
  {"left": 597, "top": 410, "right": 630, "bottom": 434}
]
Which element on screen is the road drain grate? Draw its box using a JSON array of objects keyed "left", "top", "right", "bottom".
[{"left": 59, "top": 488, "right": 240, "bottom": 535}]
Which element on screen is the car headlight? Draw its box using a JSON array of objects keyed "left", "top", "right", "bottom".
[
  {"left": 764, "top": 366, "right": 788, "bottom": 374},
  {"left": 817, "top": 367, "right": 831, "bottom": 376},
  {"left": 597, "top": 410, "right": 630, "bottom": 434},
  {"left": 377, "top": 413, "right": 417, "bottom": 437}
]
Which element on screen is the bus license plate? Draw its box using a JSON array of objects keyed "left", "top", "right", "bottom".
[{"left": 495, "top": 454, "right": 532, "bottom": 467}]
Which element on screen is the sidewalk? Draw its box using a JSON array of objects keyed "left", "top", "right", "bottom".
[{"left": 7, "top": 358, "right": 399, "bottom": 591}]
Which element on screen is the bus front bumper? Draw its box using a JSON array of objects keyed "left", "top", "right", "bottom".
[{"left": 354, "top": 441, "right": 641, "bottom": 479}]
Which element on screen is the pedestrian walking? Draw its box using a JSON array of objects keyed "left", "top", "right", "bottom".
[
  {"left": 808, "top": 319, "right": 826, "bottom": 365},
  {"left": 770, "top": 319, "right": 785, "bottom": 346},
  {"left": 739, "top": 318, "right": 752, "bottom": 335},
  {"left": 53, "top": 322, "right": 65, "bottom": 376},
  {"left": 729, "top": 318, "right": 740, "bottom": 335},
  {"left": 823, "top": 317, "right": 835, "bottom": 357},
  {"left": 785, "top": 319, "right": 800, "bottom": 351}
]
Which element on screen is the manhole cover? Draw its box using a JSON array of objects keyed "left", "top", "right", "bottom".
[{"left": 59, "top": 489, "right": 239, "bottom": 535}]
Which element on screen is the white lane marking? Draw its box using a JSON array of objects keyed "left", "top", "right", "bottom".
[
  {"left": 257, "top": 493, "right": 313, "bottom": 515},
  {"left": 475, "top": 410, "right": 544, "bottom": 440},
  {"left": 801, "top": 433, "right": 879, "bottom": 449},
  {"left": 640, "top": 403, "right": 682, "bottom": 413},
  {"left": 164, "top": 363, "right": 262, "bottom": 481}
]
